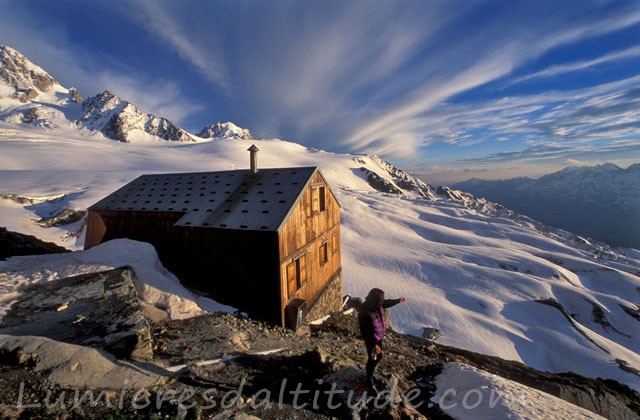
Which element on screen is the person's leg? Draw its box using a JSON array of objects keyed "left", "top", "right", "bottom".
[
  {"left": 365, "top": 341, "right": 383, "bottom": 391},
  {"left": 366, "top": 356, "right": 377, "bottom": 388}
]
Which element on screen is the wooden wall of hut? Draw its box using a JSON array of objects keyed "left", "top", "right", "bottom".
[
  {"left": 85, "top": 210, "right": 185, "bottom": 253},
  {"left": 278, "top": 172, "right": 341, "bottom": 323}
]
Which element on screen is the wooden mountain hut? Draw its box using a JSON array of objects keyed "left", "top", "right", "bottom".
[{"left": 84, "top": 145, "right": 342, "bottom": 328}]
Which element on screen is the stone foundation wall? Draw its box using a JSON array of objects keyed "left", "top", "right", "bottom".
[{"left": 306, "top": 271, "right": 343, "bottom": 322}]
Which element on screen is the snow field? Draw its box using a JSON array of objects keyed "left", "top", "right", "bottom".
[
  {"left": 0, "top": 129, "right": 638, "bottom": 390},
  {"left": 433, "top": 363, "right": 605, "bottom": 419}
]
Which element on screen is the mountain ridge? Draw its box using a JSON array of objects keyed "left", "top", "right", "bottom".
[
  {"left": 453, "top": 163, "right": 640, "bottom": 248},
  {"left": 77, "top": 90, "right": 195, "bottom": 143},
  {"left": 0, "top": 45, "right": 251, "bottom": 144}
]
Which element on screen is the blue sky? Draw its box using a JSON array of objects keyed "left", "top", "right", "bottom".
[{"left": 1, "top": 0, "right": 639, "bottom": 185}]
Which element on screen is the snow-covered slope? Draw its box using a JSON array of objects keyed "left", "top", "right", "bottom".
[
  {"left": 197, "top": 121, "right": 254, "bottom": 139},
  {"left": 433, "top": 363, "right": 607, "bottom": 419},
  {"left": 0, "top": 125, "right": 638, "bottom": 392}
]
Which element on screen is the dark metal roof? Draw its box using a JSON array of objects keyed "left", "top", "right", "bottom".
[{"left": 88, "top": 167, "right": 320, "bottom": 231}]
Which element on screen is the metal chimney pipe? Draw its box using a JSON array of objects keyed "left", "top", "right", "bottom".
[{"left": 248, "top": 144, "right": 260, "bottom": 175}]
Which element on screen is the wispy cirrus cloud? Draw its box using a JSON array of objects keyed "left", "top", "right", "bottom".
[
  {"left": 104, "top": 1, "right": 640, "bottom": 161},
  {"left": 124, "top": 1, "right": 231, "bottom": 94},
  {"left": 514, "top": 45, "right": 640, "bottom": 84},
  {"left": 421, "top": 75, "right": 640, "bottom": 147},
  {"left": 457, "top": 139, "right": 640, "bottom": 167},
  {"left": 340, "top": 3, "right": 640, "bottom": 156},
  {"left": 532, "top": 5, "right": 640, "bottom": 56}
]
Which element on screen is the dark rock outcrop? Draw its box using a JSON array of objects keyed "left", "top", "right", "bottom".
[
  {"left": 371, "top": 155, "right": 436, "bottom": 199},
  {"left": 360, "top": 167, "right": 402, "bottom": 194},
  {"left": 69, "top": 86, "right": 82, "bottom": 103},
  {"left": 0, "top": 227, "right": 68, "bottom": 260},
  {"left": 149, "top": 311, "right": 639, "bottom": 419},
  {"left": 34, "top": 208, "right": 86, "bottom": 228},
  {"left": 21, "top": 107, "right": 38, "bottom": 123}
]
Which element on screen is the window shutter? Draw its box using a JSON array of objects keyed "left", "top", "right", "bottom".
[
  {"left": 287, "top": 262, "right": 297, "bottom": 298},
  {"left": 298, "top": 254, "right": 307, "bottom": 287}
]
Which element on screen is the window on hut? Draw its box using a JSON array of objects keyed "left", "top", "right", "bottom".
[
  {"left": 312, "top": 185, "right": 327, "bottom": 214},
  {"left": 319, "top": 186, "right": 326, "bottom": 211},
  {"left": 287, "top": 254, "right": 307, "bottom": 299},
  {"left": 320, "top": 241, "right": 328, "bottom": 266}
]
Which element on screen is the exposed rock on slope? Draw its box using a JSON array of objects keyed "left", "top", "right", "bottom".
[
  {"left": 359, "top": 167, "right": 403, "bottom": 194},
  {"left": 68, "top": 86, "right": 82, "bottom": 103},
  {"left": 370, "top": 155, "right": 436, "bottom": 199},
  {"left": 436, "top": 186, "right": 513, "bottom": 217},
  {"left": 0, "top": 45, "right": 58, "bottom": 102},
  {"left": 0, "top": 226, "right": 68, "bottom": 260},
  {"left": 353, "top": 154, "right": 437, "bottom": 198},
  {"left": 133, "top": 310, "right": 640, "bottom": 418},
  {"left": 0, "top": 267, "right": 154, "bottom": 361},
  {"left": 77, "top": 90, "right": 194, "bottom": 143},
  {"left": 198, "top": 121, "right": 254, "bottom": 139}
]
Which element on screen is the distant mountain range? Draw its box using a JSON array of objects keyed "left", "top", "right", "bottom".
[
  {"left": 0, "top": 44, "right": 251, "bottom": 142},
  {"left": 453, "top": 163, "right": 640, "bottom": 248}
]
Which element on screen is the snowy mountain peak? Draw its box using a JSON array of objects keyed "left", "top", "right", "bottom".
[
  {"left": 0, "top": 45, "right": 60, "bottom": 102},
  {"left": 77, "top": 90, "right": 194, "bottom": 143},
  {"left": 0, "top": 47, "right": 193, "bottom": 144},
  {"left": 198, "top": 121, "right": 254, "bottom": 139},
  {"left": 79, "top": 90, "right": 125, "bottom": 123}
]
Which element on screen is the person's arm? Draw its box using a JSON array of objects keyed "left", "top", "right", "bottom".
[{"left": 382, "top": 296, "right": 406, "bottom": 309}]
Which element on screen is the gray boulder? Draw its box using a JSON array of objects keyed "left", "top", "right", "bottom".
[{"left": 0, "top": 266, "right": 153, "bottom": 361}]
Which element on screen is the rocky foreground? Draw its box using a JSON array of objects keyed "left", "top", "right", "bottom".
[
  {"left": 0, "top": 266, "right": 637, "bottom": 419},
  {"left": 0, "top": 228, "right": 638, "bottom": 419}
]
